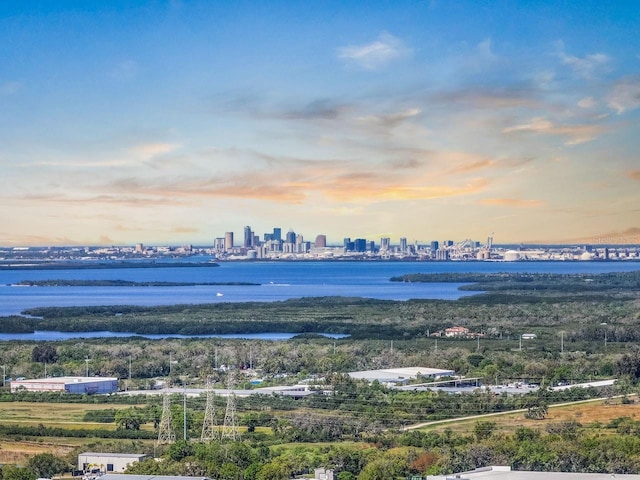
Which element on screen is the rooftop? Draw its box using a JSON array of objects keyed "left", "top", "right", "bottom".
[
  {"left": 12, "top": 376, "right": 118, "bottom": 384},
  {"left": 428, "top": 466, "right": 640, "bottom": 479},
  {"left": 348, "top": 367, "right": 455, "bottom": 383},
  {"left": 79, "top": 453, "right": 146, "bottom": 459}
]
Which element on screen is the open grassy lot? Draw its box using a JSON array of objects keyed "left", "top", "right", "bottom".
[
  {"left": 0, "top": 439, "right": 78, "bottom": 465},
  {"left": 423, "top": 396, "right": 640, "bottom": 435},
  {"left": 0, "top": 402, "right": 138, "bottom": 429}
]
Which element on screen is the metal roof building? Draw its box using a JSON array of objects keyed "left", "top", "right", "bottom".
[
  {"left": 79, "top": 453, "right": 146, "bottom": 474},
  {"left": 427, "top": 466, "right": 640, "bottom": 479},
  {"left": 348, "top": 367, "right": 455, "bottom": 384},
  {"left": 11, "top": 376, "right": 118, "bottom": 394}
]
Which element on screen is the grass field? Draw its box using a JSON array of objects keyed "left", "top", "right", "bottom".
[
  {"left": 423, "top": 397, "right": 639, "bottom": 435},
  {"left": 0, "top": 402, "right": 139, "bottom": 429},
  {"left": 0, "top": 402, "right": 157, "bottom": 464},
  {"left": 0, "top": 439, "right": 78, "bottom": 465},
  {"left": 1, "top": 396, "right": 638, "bottom": 466}
]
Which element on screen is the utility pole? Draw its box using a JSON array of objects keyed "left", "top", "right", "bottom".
[
  {"left": 85, "top": 357, "right": 90, "bottom": 377},
  {"left": 561, "top": 331, "right": 564, "bottom": 353},
  {"left": 183, "top": 387, "right": 187, "bottom": 441},
  {"left": 1, "top": 365, "right": 5, "bottom": 387},
  {"left": 129, "top": 356, "right": 132, "bottom": 380}
]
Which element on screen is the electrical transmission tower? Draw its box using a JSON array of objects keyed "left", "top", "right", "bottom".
[
  {"left": 157, "top": 389, "right": 176, "bottom": 445},
  {"left": 221, "top": 372, "right": 239, "bottom": 441},
  {"left": 201, "top": 378, "right": 219, "bottom": 442}
]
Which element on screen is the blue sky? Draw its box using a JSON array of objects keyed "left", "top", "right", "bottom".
[{"left": 1, "top": 1, "right": 639, "bottom": 246}]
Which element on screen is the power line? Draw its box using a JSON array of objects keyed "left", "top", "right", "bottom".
[
  {"left": 157, "top": 388, "right": 176, "bottom": 445},
  {"left": 201, "top": 378, "right": 219, "bottom": 442},
  {"left": 221, "top": 372, "right": 239, "bottom": 442}
]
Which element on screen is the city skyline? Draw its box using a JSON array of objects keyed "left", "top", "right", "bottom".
[{"left": 1, "top": 2, "right": 640, "bottom": 246}]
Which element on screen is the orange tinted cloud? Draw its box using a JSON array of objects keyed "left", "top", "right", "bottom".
[
  {"left": 479, "top": 197, "right": 544, "bottom": 208},
  {"left": 628, "top": 170, "right": 640, "bottom": 181},
  {"left": 503, "top": 117, "right": 604, "bottom": 145},
  {"left": 447, "top": 158, "right": 495, "bottom": 175}
]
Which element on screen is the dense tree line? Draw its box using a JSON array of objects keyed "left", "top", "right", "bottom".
[{"left": 22, "top": 416, "right": 640, "bottom": 479}]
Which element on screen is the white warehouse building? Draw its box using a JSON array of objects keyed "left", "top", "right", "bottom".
[
  {"left": 348, "top": 367, "right": 455, "bottom": 384},
  {"left": 11, "top": 376, "right": 118, "bottom": 394},
  {"left": 79, "top": 453, "right": 147, "bottom": 474}
]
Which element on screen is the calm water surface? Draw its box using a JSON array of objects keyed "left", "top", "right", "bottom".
[{"left": 1, "top": 260, "right": 638, "bottom": 317}]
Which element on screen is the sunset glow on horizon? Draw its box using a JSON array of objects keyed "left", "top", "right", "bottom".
[{"left": 1, "top": 1, "right": 639, "bottom": 246}]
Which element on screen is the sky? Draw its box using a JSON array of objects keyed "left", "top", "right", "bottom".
[{"left": 1, "top": 1, "right": 639, "bottom": 247}]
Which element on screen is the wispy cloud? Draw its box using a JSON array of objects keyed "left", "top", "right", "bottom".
[
  {"left": 608, "top": 76, "right": 640, "bottom": 114},
  {"left": 131, "top": 143, "right": 180, "bottom": 158},
  {"left": 171, "top": 226, "right": 199, "bottom": 234},
  {"left": 479, "top": 198, "right": 544, "bottom": 208},
  {"left": 503, "top": 117, "right": 603, "bottom": 145},
  {"left": 555, "top": 41, "right": 610, "bottom": 79},
  {"left": 429, "top": 87, "right": 538, "bottom": 109},
  {"left": 577, "top": 97, "right": 596, "bottom": 109},
  {"left": 337, "top": 32, "right": 411, "bottom": 70},
  {"left": 75, "top": 148, "right": 493, "bottom": 206},
  {"left": 357, "top": 108, "right": 421, "bottom": 129},
  {"left": 281, "top": 99, "right": 352, "bottom": 120},
  {"left": 475, "top": 38, "right": 498, "bottom": 63},
  {"left": 447, "top": 158, "right": 495, "bottom": 175},
  {"left": 628, "top": 170, "right": 640, "bottom": 181}
]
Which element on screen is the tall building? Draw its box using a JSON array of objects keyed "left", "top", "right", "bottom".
[
  {"left": 285, "top": 229, "right": 296, "bottom": 244},
  {"left": 354, "top": 239, "right": 367, "bottom": 252},
  {"left": 272, "top": 228, "right": 282, "bottom": 242},
  {"left": 380, "top": 237, "right": 390, "bottom": 251},
  {"left": 315, "top": 234, "right": 327, "bottom": 248},
  {"left": 244, "top": 226, "right": 253, "bottom": 248},
  {"left": 214, "top": 237, "right": 225, "bottom": 252},
  {"left": 399, "top": 237, "right": 407, "bottom": 253},
  {"left": 225, "top": 232, "right": 234, "bottom": 251}
]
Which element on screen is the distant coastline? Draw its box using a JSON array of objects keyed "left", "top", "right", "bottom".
[
  {"left": 0, "top": 261, "right": 219, "bottom": 270},
  {"left": 12, "top": 279, "right": 258, "bottom": 287}
]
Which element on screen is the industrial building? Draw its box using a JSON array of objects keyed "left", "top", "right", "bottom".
[
  {"left": 10, "top": 376, "right": 118, "bottom": 394},
  {"left": 348, "top": 367, "right": 455, "bottom": 385},
  {"left": 426, "top": 466, "right": 640, "bottom": 479},
  {"left": 79, "top": 453, "right": 147, "bottom": 474}
]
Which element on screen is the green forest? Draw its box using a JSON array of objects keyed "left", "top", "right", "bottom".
[{"left": 1, "top": 270, "right": 640, "bottom": 479}]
